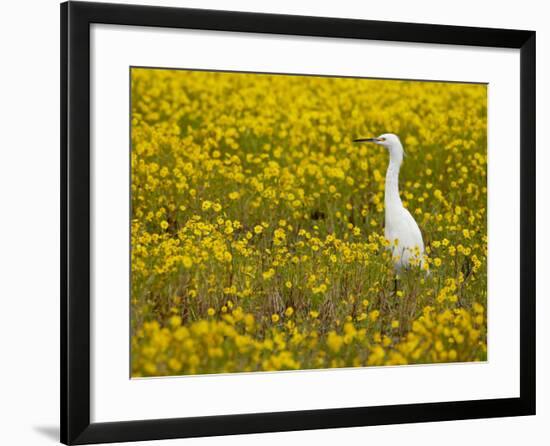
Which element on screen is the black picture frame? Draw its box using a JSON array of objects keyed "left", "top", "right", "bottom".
[{"left": 61, "top": 1, "right": 536, "bottom": 444}]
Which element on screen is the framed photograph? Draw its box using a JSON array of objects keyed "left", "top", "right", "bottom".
[{"left": 61, "top": 1, "right": 536, "bottom": 444}]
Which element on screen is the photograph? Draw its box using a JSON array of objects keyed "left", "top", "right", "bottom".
[{"left": 130, "top": 67, "right": 488, "bottom": 377}]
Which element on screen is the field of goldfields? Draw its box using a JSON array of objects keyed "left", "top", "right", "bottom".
[{"left": 130, "top": 68, "right": 487, "bottom": 377}]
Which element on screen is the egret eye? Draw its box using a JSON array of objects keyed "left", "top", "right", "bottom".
[{"left": 379, "top": 137, "right": 386, "bottom": 142}]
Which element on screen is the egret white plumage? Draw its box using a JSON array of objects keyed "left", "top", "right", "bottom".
[{"left": 354, "top": 133, "right": 426, "bottom": 271}]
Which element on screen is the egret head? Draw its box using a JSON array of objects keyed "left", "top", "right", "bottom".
[{"left": 353, "top": 133, "right": 404, "bottom": 164}]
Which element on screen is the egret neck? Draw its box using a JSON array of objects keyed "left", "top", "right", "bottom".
[{"left": 384, "top": 141, "right": 404, "bottom": 213}]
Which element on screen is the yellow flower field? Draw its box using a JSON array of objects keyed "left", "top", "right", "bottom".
[{"left": 130, "top": 68, "right": 487, "bottom": 377}]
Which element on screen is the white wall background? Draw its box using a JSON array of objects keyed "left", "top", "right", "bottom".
[{"left": 0, "top": 1, "right": 547, "bottom": 445}]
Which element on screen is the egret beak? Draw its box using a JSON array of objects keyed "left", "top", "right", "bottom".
[{"left": 353, "top": 137, "right": 379, "bottom": 143}]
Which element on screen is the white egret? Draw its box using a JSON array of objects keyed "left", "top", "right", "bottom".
[{"left": 354, "top": 133, "right": 426, "bottom": 271}]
